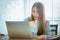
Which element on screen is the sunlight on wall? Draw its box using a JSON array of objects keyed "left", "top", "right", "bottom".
[
  {"left": 2, "top": 0, "right": 24, "bottom": 21},
  {"left": 0, "top": 0, "right": 24, "bottom": 35}
]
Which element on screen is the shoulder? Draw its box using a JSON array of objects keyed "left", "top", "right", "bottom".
[
  {"left": 24, "top": 17, "right": 31, "bottom": 22},
  {"left": 45, "top": 20, "right": 50, "bottom": 29}
]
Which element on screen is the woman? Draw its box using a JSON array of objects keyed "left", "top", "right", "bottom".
[{"left": 24, "top": 2, "right": 51, "bottom": 35}]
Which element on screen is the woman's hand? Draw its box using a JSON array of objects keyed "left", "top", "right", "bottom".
[{"left": 29, "top": 21, "right": 35, "bottom": 27}]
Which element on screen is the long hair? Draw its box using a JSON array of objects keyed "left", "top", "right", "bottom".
[{"left": 30, "top": 2, "right": 46, "bottom": 35}]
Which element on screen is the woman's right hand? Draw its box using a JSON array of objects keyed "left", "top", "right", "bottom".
[{"left": 29, "top": 21, "right": 35, "bottom": 27}]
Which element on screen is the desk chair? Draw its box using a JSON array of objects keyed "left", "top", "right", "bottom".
[{"left": 50, "top": 24, "right": 58, "bottom": 35}]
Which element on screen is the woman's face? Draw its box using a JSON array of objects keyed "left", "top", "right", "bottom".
[{"left": 32, "top": 6, "right": 40, "bottom": 20}]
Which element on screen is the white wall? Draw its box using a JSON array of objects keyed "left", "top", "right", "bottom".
[
  {"left": 0, "top": 0, "right": 24, "bottom": 35},
  {"left": 53, "top": 0, "right": 60, "bottom": 34},
  {"left": 53, "top": 0, "right": 60, "bottom": 17}
]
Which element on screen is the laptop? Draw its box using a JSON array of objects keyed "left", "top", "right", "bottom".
[{"left": 6, "top": 21, "right": 32, "bottom": 39}]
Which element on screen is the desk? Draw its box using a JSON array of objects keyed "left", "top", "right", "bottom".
[
  {"left": 0, "top": 36, "right": 34, "bottom": 40},
  {"left": 0, "top": 35, "right": 60, "bottom": 40}
]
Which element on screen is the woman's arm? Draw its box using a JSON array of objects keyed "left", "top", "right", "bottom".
[{"left": 45, "top": 21, "right": 51, "bottom": 35}]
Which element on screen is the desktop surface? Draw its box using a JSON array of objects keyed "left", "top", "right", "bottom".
[{"left": 0, "top": 35, "right": 60, "bottom": 40}]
